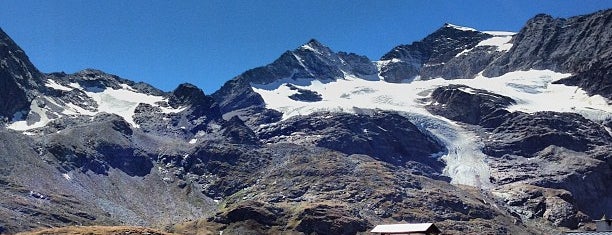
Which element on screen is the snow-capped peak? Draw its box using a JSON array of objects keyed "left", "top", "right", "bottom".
[
  {"left": 7, "top": 77, "right": 185, "bottom": 131},
  {"left": 299, "top": 39, "right": 333, "bottom": 55},
  {"left": 444, "top": 23, "right": 477, "bottom": 32}
]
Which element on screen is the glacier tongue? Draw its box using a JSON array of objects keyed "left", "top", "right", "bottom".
[
  {"left": 252, "top": 69, "right": 612, "bottom": 188},
  {"left": 404, "top": 113, "right": 493, "bottom": 188}
]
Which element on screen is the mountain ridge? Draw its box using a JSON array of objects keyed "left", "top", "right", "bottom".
[{"left": 0, "top": 9, "right": 611, "bottom": 235}]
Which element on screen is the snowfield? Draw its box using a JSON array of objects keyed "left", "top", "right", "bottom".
[
  {"left": 9, "top": 82, "right": 184, "bottom": 130},
  {"left": 252, "top": 70, "right": 612, "bottom": 187},
  {"left": 456, "top": 31, "right": 515, "bottom": 57}
]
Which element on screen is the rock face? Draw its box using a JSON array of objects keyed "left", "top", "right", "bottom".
[
  {"left": 43, "top": 113, "right": 153, "bottom": 176},
  {"left": 427, "top": 85, "right": 515, "bottom": 126},
  {"left": 379, "top": 24, "right": 492, "bottom": 82},
  {"left": 1, "top": 8, "right": 612, "bottom": 235},
  {"left": 0, "top": 124, "right": 212, "bottom": 233},
  {"left": 492, "top": 184, "right": 590, "bottom": 229},
  {"left": 483, "top": 112, "right": 611, "bottom": 158},
  {"left": 555, "top": 58, "right": 612, "bottom": 99},
  {"left": 286, "top": 84, "right": 323, "bottom": 102},
  {"left": 0, "top": 28, "right": 44, "bottom": 120},
  {"left": 482, "top": 9, "right": 612, "bottom": 99},
  {"left": 258, "top": 111, "right": 445, "bottom": 173},
  {"left": 484, "top": 9, "right": 612, "bottom": 77},
  {"left": 482, "top": 111, "right": 612, "bottom": 224},
  {"left": 176, "top": 146, "right": 540, "bottom": 234},
  {"left": 212, "top": 39, "right": 377, "bottom": 126}
]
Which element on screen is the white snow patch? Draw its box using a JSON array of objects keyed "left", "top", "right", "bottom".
[
  {"left": 8, "top": 99, "right": 53, "bottom": 131},
  {"left": 456, "top": 33, "right": 514, "bottom": 57},
  {"left": 159, "top": 105, "right": 187, "bottom": 114},
  {"left": 7, "top": 82, "right": 181, "bottom": 130},
  {"left": 23, "top": 131, "right": 36, "bottom": 136},
  {"left": 63, "top": 103, "right": 96, "bottom": 116},
  {"left": 45, "top": 80, "right": 73, "bottom": 91},
  {"left": 62, "top": 173, "right": 72, "bottom": 180},
  {"left": 120, "top": 84, "right": 137, "bottom": 91},
  {"left": 477, "top": 36, "right": 514, "bottom": 51},
  {"left": 252, "top": 69, "right": 612, "bottom": 188},
  {"left": 300, "top": 44, "right": 316, "bottom": 52},
  {"left": 189, "top": 139, "right": 197, "bottom": 144},
  {"left": 74, "top": 83, "right": 166, "bottom": 128},
  {"left": 445, "top": 23, "right": 477, "bottom": 31},
  {"left": 457, "top": 86, "right": 477, "bottom": 94}
]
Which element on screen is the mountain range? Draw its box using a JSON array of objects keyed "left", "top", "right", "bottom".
[{"left": 0, "top": 9, "right": 611, "bottom": 235}]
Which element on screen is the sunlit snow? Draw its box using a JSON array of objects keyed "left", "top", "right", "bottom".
[
  {"left": 62, "top": 173, "right": 72, "bottom": 180},
  {"left": 8, "top": 82, "right": 185, "bottom": 130},
  {"left": 300, "top": 44, "right": 317, "bottom": 52},
  {"left": 8, "top": 99, "right": 52, "bottom": 131},
  {"left": 252, "top": 70, "right": 612, "bottom": 187},
  {"left": 456, "top": 32, "right": 515, "bottom": 57},
  {"left": 445, "top": 23, "right": 477, "bottom": 32},
  {"left": 45, "top": 80, "right": 74, "bottom": 91},
  {"left": 82, "top": 86, "right": 164, "bottom": 127}
]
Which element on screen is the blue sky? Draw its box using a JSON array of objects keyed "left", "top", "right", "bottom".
[{"left": 1, "top": 1, "right": 610, "bottom": 93}]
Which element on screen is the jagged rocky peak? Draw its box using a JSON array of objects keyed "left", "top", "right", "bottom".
[
  {"left": 165, "top": 83, "right": 221, "bottom": 122},
  {"left": 0, "top": 27, "right": 45, "bottom": 120},
  {"left": 47, "top": 68, "right": 165, "bottom": 96},
  {"left": 168, "top": 83, "right": 209, "bottom": 108},
  {"left": 381, "top": 22, "right": 492, "bottom": 62},
  {"left": 242, "top": 38, "right": 377, "bottom": 85},
  {"left": 298, "top": 38, "right": 378, "bottom": 76},
  {"left": 298, "top": 38, "right": 334, "bottom": 56},
  {"left": 0, "top": 28, "right": 43, "bottom": 82},
  {"left": 378, "top": 23, "right": 492, "bottom": 82},
  {"left": 288, "top": 38, "right": 377, "bottom": 81},
  {"left": 443, "top": 23, "right": 478, "bottom": 32},
  {"left": 211, "top": 38, "right": 377, "bottom": 115},
  {"left": 70, "top": 68, "right": 127, "bottom": 89},
  {"left": 483, "top": 9, "right": 612, "bottom": 77}
]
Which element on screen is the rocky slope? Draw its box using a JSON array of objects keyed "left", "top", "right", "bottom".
[
  {"left": 378, "top": 23, "right": 494, "bottom": 82},
  {"left": 211, "top": 39, "right": 377, "bottom": 127},
  {"left": 0, "top": 28, "right": 44, "bottom": 121},
  {"left": 484, "top": 9, "right": 612, "bottom": 99},
  {"left": 1, "top": 9, "right": 612, "bottom": 235}
]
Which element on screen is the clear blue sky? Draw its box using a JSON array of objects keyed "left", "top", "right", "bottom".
[{"left": 1, "top": 1, "right": 610, "bottom": 93}]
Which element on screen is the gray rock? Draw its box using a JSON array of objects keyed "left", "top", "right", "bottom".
[
  {"left": 0, "top": 27, "right": 44, "bottom": 119},
  {"left": 427, "top": 84, "right": 515, "bottom": 127},
  {"left": 484, "top": 9, "right": 612, "bottom": 77},
  {"left": 554, "top": 58, "right": 612, "bottom": 99},
  {"left": 257, "top": 111, "right": 445, "bottom": 173},
  {"left": 483, "top": 111, "right": 611, "bottom": 158},
  {"left": 286, "top": 84, "right": 322, "bottom": 102},
  {"left": 379, "top": 24, "right": 492, "bottom": 82},
  {"left": 212, "top": 39, "right": 377, "bottom": 125}
]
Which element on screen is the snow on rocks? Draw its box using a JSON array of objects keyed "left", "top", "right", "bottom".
[
  {"left": 456, "top": 31, "right": 515, "bottom": 57},
  {"left": 252, "top": 70, "right": 612, "bottom": 188},
  {"left": 8, "top": 81, "right": 185, "bottom": 131}
]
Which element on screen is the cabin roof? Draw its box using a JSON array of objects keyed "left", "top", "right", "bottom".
[{"left": 371, "top": 223, "right": 440, "bottom": 233}]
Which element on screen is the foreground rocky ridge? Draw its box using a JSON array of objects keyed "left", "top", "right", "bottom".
[{"left": 1, "top": 9, "right": 611, "bottom": 235}]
